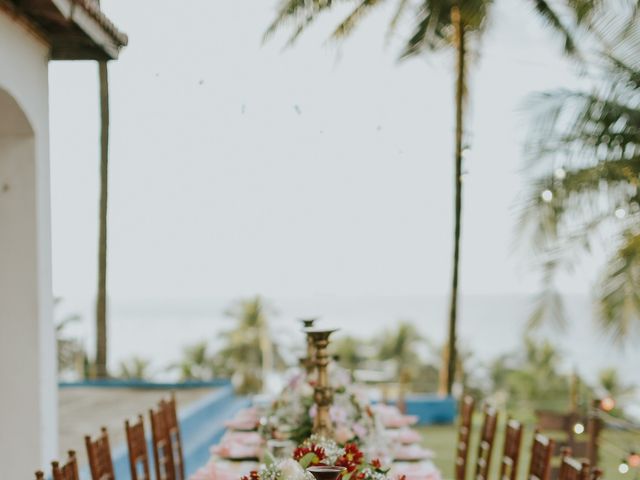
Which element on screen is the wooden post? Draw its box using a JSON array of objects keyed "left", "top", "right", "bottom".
[{"left": 587, "top": 399, "right": 602, "bottom": 466}]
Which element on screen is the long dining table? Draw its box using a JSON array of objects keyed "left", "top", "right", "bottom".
[{"left": 190, "top": 399, "right": 443, "bottom": 480}]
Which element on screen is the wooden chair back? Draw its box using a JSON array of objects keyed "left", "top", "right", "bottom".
[
  {"left": 558, "top": 448, "right": 590, "bottom": 480},
  {"left": 52, "top": 450, "right": 81, "bottom": 480},
  {"left": 85, "top": 427, "right": 115, "bottom": 480},
  {"left": 529, "top": 431, "right": 555, "bottom": 480},
  {"left": 475, "top": 405, "right": 499, "bottom": 480},
  {"left": 500, "top": 419, "right": 523, "bottom": 480},
  {"left": 150, "top": 405, "right": 175, "bottom": 480},
  {"left": 126, "top": 415, "right": 152, "bottom": 480},
  {"left": 162, "top": 392, "right": 185, "bottom": 480},
  {"left": 455, "top": 395, "right": 475, "bottom": 480},
  {"left": 589, "top": 467, "right": 603, "bottom": 480},
  {"left": 35, "top": 471, "right": 45, "bottom": 479}
]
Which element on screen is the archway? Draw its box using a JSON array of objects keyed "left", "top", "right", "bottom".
[{"left": 0, "top": 86, "right": 57, "bottom": 477}]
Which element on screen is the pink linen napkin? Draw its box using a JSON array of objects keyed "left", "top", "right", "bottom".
[
  {"left": 221, "top": 431, "right": 263, "bottom": 446},
  {"left": 211, "top": 442, "right": 261, "bottom": 460},
  {"left": 391, "top": 461, "right": 442, "bottom": 480},
  {"left": 383, "top": 415, "right": 419, "bottom": 428},
  {"left": 393, "top": 445, "right": 435, "bottom": 461},
  {"left": 387, "top": 428, "right": 422, "bottom": 444}
]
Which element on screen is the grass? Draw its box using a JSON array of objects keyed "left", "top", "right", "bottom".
[{"left": 417, "top": 414, "right": 637, "bottom": 480}]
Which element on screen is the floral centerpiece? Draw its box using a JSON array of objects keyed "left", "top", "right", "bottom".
[
  {"left": 261, "top": 368, "right": 386, "bottom": 450},
  {"left": 242, "top": 436, "right": 397, "bottom": 480}
]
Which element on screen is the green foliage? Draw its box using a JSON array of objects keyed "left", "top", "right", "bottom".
[
  {"left": 213, "top": 296, "right": 282, "bottom": 393},
  {"left": 166, "top": 296, "right": 281, "bottom": 393},
  {"left": 488, "top": 336, "right": 590, "bottom": 412},
  {"left": 54, "top": 299, "right": 86, "bottom": 378},
  {"left": 332, "top": 336, "right": 366, "bottom": 371},
  {"left": 118, "top": 356, "right": 151, "bottom": 380},
  {"left": 520, "top": 4, "right": 640, "bottom": 342},
  {"left": 170, "top": 341, "right": 216, "bottom": 381},
  {"left": 377, "top": 321, "right": 425, "bottom": 385},
  {"left": 597, "top": 367, "right": 637, "bottom": 415}
]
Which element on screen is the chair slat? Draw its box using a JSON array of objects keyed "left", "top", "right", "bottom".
[
  {"left": 161, "top": 392, "right": 185, "bottom": 480},
  {"left": 474, "top": 405, "right": 498, "bottom": 480},
  {"left": 455, "top": 395, "right": 475, "bottom": 480},
  {"left": 52, "top": 450, "right": 81, "bottom": 480},
  {"left": 528, "top": 430, "right": 555, "bottom": 480},
  {"left": 150, "top": 405, "right": 176, "bottom": 480},
  {"left": 126, "top": 415, "right": 152, "bottom": 480},
  {"left": 85, "top": 427, "right": 115, "bottom": 480},
  {"left": 500, "top": 419, "right": 523, "bottom": 480}
]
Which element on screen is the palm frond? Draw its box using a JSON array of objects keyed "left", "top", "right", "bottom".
[
  {"left": 528, "top": 266, "right": 567, "bottom": 330},
  {"left": 332, "top": 0, "right": 385, "bottom": 39},
  {"left": 531, "top": 0, "right": 578, "bottom": 54},
  {"left": 386, "top": 0, "right": 411, "bottom": 42},
  {"left": 597, "top": 231, "right": 640, "bottom": 342},
  {"left": 263, "top": 0, "right": 338, "bottom": 45}
]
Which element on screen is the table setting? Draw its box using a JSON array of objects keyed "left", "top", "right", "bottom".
[{"left": 190, "top": 323, "right": 442, "bottom": 480}]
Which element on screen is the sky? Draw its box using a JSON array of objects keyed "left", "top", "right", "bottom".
[{"left": 48, "top": 0, "right": 597, "bottom": 309}]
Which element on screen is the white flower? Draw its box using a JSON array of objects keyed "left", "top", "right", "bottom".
[
  {"left": 300, "top": 382, "right": 314, "bottom": 397},
  {"left": 279, "top": 459, "right": 307, "bottom": 480}
]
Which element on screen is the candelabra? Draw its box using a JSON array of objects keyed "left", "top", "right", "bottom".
[
  {"left": 306, "top": 328, "right": 337, "bottom": 438},
  {"left": 300, "top": 318, "right": 317, "bottom": 375}
]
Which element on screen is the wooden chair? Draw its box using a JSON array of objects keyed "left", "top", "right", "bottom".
[
  {"left": 529, "top": 430, "right": 555, "bottom": 480},
  {"left": 85, "top": 427, "right": 115, "bottom": 480},
  {"left": 52, "top": 450, "right": 81, "bottom": 480},
  {"left": 499, "top": 419, "right": 523, "bottom": 480},
  {"left": 455, "top": 395, "right": 475, "bottom": 480},
  {"left": 126, "top": 415, "right": 152, "bottom": 480},
  {"left": 589, "top": 467, "right": 603, "bottom": 480},
  {"left": 558, "top": 448, "right": 590, "bottom": 480},
  {"left": 475, "top": 405, "right": 499, "bottom": 480},
  {"left": 150, "top": 405, "right": 175, "bottom": 480},
  {"left": 161, "top": 392, "right": 185, "bottom": 480}
]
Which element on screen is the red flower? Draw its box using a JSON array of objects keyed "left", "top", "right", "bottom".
[
  {"left": 241, "top": 471, "right": 261, "bottom": 480},
  {"left": 371, "top": 459, "right": 382, "bottom": 469},
  {"left": 293, "top": 444, "right": 326, "bottom": 465},
  {"left": 336, "top": 443, "right": 364, "bottom": 473}
]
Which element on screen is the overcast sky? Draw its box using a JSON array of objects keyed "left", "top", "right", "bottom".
[{"left": 48, "top": 0, "right": 596, "bottom": 307}]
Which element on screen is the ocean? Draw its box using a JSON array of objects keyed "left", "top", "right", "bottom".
[{"left": 58, "top": 294, "right": 639, "bottom": 398}]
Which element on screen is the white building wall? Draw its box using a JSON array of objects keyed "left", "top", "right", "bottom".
[{"left": 0, "top": 11, "right": 57, "bottom": 479}]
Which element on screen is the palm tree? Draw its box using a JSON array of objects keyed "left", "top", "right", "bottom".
[
  {"left": 212, "top": 296, "right": 282, "bottom": 393},
  {"left": 265, "top": 0, "right": 580, "bottom": 394},
  {"left": 519, "top": 4, "right": 640, "bottom": 342},
  {"left": 119, "top": 356, "right": 151, "bottom": 380},
  {"left": 170, "top": 341, "right": 215, "bottom": 381},
  {"left": 377, "top": 321, "right": 424, "bottom": 408},
  {"left": 95, "top": 58, "right": 109, "bottom": 378}
]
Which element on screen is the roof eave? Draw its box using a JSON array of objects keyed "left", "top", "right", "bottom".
[{"left": 50, "top": 0, "right": 125, "bottom": 60}]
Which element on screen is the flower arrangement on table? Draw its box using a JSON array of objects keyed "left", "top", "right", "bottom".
[
  {"left": 241, "top": 436, "right": 399, "bottom": 480},
  {"left": 260, "top": 368, "right": 385, "bottom": 449}
]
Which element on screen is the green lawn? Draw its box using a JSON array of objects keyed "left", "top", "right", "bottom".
[{"left": 417, "top": 416, "right": 634, "bottom": 480}]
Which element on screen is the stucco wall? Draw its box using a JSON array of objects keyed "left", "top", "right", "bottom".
[{"left": 0, "top": 10, "right": 57, "bottom": 479}]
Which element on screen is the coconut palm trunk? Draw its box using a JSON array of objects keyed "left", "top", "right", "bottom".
[
  {"left": 444, "top": 4, "right": 466, "bottom": 396},
  {"left": 95, "top": 59, "right": 109, "bottom": 378}
]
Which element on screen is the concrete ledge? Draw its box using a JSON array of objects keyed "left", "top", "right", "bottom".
[
  {"left": 59, "top": 379, "right": 231, "bottom": 389},
  {"left": 387, "top": 395, "right": 457, "bottom": 425}
]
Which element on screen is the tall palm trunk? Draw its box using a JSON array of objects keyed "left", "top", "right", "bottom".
[
  {"left": 443, "top": 4, "right": 466, "bottom": 396},
  {"left": 95, "top": 60, "right": 110, "bottom": 378}
]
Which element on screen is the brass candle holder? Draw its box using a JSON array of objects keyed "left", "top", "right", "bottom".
[
  {"left": 305, "top": 328, "right": 338, "bottom": 438},
  {"left": 300, "top": 318, "right": 318, "bottom": 375}
]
